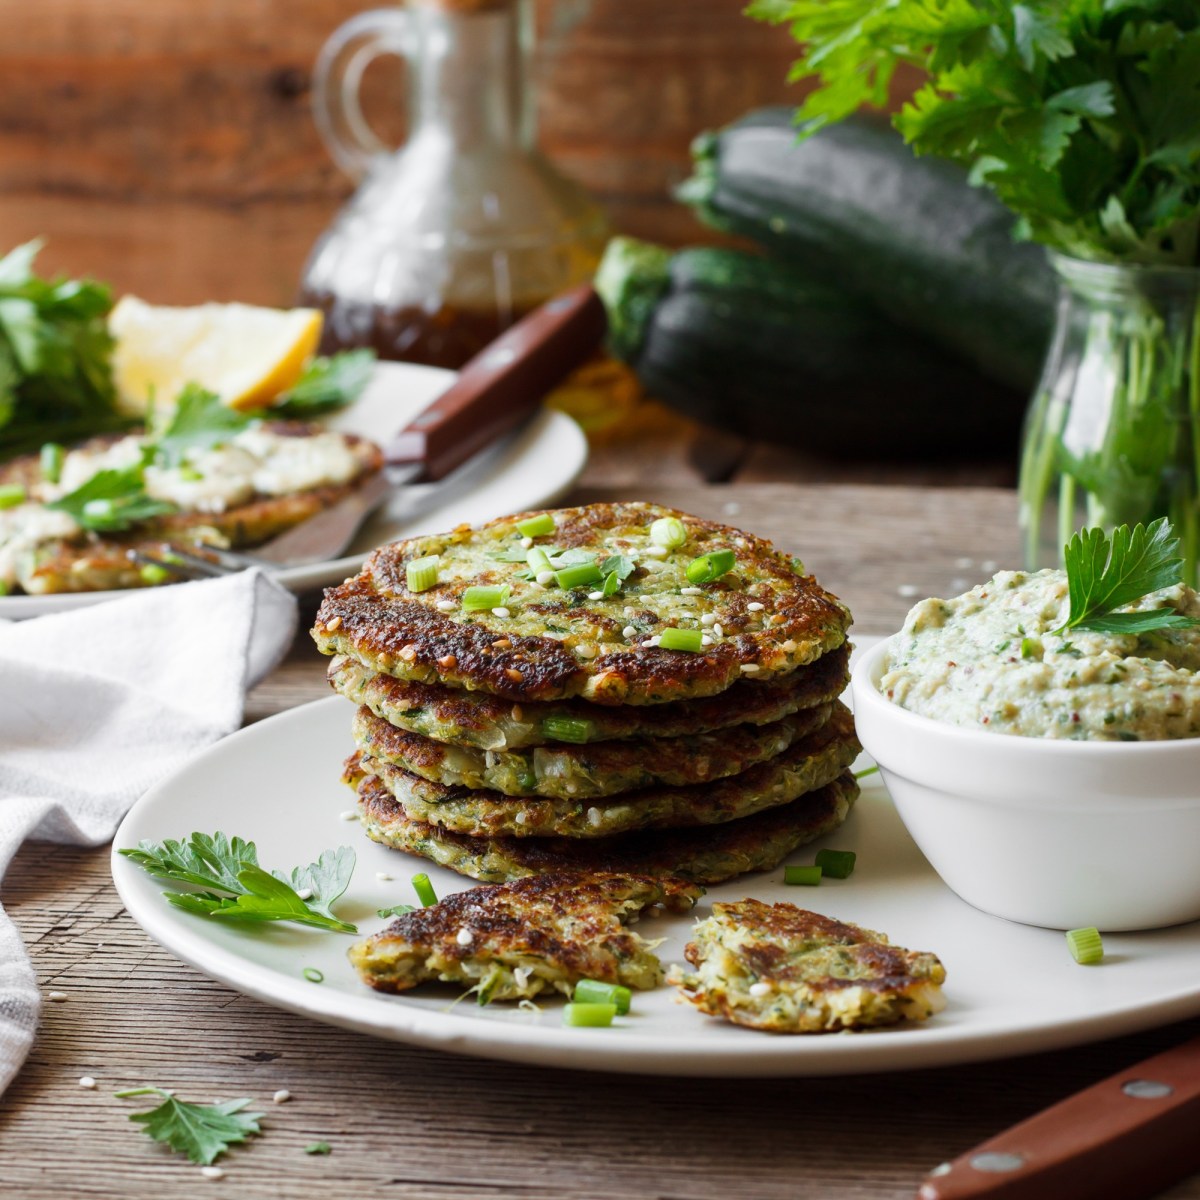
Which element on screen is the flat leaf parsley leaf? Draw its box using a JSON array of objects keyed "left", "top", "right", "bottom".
[
  {"left": 115, "top": 1087, "right": 264, "bottom": 1165},
  {"left": 270, "top": 349, "right": 377, "bottom": 417},
  {"left": 154, "top": 382, "right": 252, "bottom": 467},
  {"left": 1056, "top": 518, "right": 1200, "bottom": 636},
  {"left": 119, "top": 832, "right": 358, "bottom": 934},
  {"left": 45, "top": 464, "right": 176, "bottom": 532}
]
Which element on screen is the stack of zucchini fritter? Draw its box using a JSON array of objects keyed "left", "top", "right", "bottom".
[{"left": 313, "top": 501, "right": 860, "bottom": 886}]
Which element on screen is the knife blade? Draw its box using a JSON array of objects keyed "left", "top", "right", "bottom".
[
  {"left": 916, "top": 1033, "right": 1200, "bottom": 1200},
  {"left": 249, "top": 284, "right": 607, "bottom": 566}
]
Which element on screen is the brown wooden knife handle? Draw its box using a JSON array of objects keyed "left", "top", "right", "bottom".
[
  {"left": 917, "top": 1034, "right": 1200, "bottom": 1200},
  {"left": 384, "top": 284, "right": 607, "bottom": 481}
]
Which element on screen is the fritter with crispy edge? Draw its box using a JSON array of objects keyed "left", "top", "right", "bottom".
[
  {"left": 1, "top": 426, "right": 382, "bottom": 594},
  {"left": 313, "top": 501, "right": 851, "bottom": 705},
  {"left": 670, "top": 900, "right": 946, "bottom": 1033},
  {"left": 344, "top": 703, "right": 859, "bottom": 839},
  {"left": 327, "top": 643, "right": 851, "bottom": 749},
  {"left": 352, "top": 702, "right": 833, "bottom": 799},
  {"left": 352, "top": 770, "right": 858, "bottom": 886},
  {"left": 348, "top": 871, "right": 703, "bottom": 1000}
]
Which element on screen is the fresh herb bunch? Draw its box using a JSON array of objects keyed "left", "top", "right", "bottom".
[
  {"left": 1055, "top": 517, "right": 1200, "bottom": 634},
  {"left": 0, "top": 240, "right": 130, "bottom": 459},
  {"left": 120, "top": 831, "right": 358, "bottom": 934},
  {"left": 749, "top": 0, "right": 1200, "bottom": 265}
]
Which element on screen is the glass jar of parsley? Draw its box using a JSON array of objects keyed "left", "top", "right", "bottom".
[{"left": 1019, "top": 255, "right": 1200, "bottom": 585}]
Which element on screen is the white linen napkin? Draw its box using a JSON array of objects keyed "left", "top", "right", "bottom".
[{"left": 0, "top": 570, "right": 298, "bottom": 1095}]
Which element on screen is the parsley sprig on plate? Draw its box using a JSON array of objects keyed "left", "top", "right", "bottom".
[
  {"left": 1055, "top": 518, "right": 1200, "bottom": 636},
  {"left": 115, "top": 1088, "right": 264, "bottom": 1165},
  {"left": 120, "top": 831, "right": 358, "bottom": 934}
]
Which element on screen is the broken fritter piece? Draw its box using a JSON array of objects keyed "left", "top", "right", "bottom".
[
  {"left": 669, "top": 899, "right": 946, "bottom": 1033},
  {"left": 349, "top": 871, "right": 704, "bottom": 1002}
]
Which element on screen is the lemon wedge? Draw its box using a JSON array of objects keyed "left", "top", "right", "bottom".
[{"left": 109, "top": 296, "right": 323, "bottom": 415}]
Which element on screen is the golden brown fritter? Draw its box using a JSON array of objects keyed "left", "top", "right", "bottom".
[
  {"left": 671, "top": 900, "right": 946, "bottom": 1033},
  {"left": 312, "top": 501, "right": 851, "bottom": 705},
  {"left": 348, "top": 871, "right": 703, "bottom": 1000},
  {"left": 352, "top": 770, "right": 858, "bottom": 886}
]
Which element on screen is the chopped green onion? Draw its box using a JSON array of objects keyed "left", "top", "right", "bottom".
[
  {"left": 305, "top": 1142, "right": 332, "bottom": 1155},
  {"left": 40, "top": 442, "right": 64, "bottom": 484},
  {"left": 574, "top": 978, "right": 632, "bottom": 1014},
  {"left": 555, "top": 562, "right": 603, "bottom": 590},
  {"left": 303, "top": 967, "right": 324, "bottom": 983},
  {"left": 601, "top": 569, "right": 620, "bottom": 597},
  {"left": 1021, "top": 637, "right": 1039, "bottom": 659},
  {"left": 462, "top": 584, "right": 510, "bottom": 612},
  {"left": 139, "top": 563, "right": 171, "bottom": 586},
  {"left": 562, "top": 1002, "right": 617, "bottom": 1028},
  {"left": 541, "top": 716, "right": 594, "bottom": 744},
  {"left": 814, "top": 849, "right": 856, "bottom": 879},
  {"left": 406, "top": 554, "right": 440, "bottom": 593},
  {"left": 178, "top": 464, "right": 204, "bottom": 482},
  {"left": 82, "top": 498, "right": 114, "bottom": 521},
  {"left": 649, "top": 516, "right": 687, "bottom": 549},
  {"left": 854, "top": 765, "right": 879, "bottom": 780},
  {"left": 516, "top": 513, "right": 556, "bottom": 537},
  {"left": 0, "top": 484, "right": 27, "bottom": 510},
  {"left": 527, "top": 547, "right": 553, "bottom": 575},
  {"left": 686, "top": 549, "right": 736, "bottom": 585},
  {"left": 784, "top": 865, "right": 822, "bottom": 886},
  {"left": 658, "top": 627, "right": 703, "bottom": 652},
  {"left": 0, "top": 581, "right": 9, "bottom": 597},
  {"left": 1066, "top": 927, "right": 1104, "bottom": 965},
  {"left": 412, "top": 873, "right": 438, "bottom": 907},
  {"left": 377, "top": 903, "right": 416, "bottom": 919}
]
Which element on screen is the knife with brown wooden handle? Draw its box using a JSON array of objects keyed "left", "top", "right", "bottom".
[
  {"left": 917, "top": 1034, "right": 1200, "bottom": 1200},
  {"left": 251, "top": 284, "right": 606, "bottom": 565}
]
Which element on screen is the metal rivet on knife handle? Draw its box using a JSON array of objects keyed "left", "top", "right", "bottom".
[{"left": 914, "top": 1033, "right": 1200, "bottom": 1200}]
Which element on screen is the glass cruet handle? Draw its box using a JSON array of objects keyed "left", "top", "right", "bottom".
[{"left": 312, "top": 9, "right": 411, "bottom": 182}]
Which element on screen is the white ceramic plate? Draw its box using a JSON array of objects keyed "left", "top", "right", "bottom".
[
  {"left": 110, "top": 640, "right": 1200, "bottom": 1078},
  {"left": 2, "top": 361, "right": 588, "bottom": 618}
]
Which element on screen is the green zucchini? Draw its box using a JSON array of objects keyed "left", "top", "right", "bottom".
[
  {"left": 679, "top": 109, "right": 1056, "bottom": 390},
  {"left": 596, "top": 237, "right": 1025, "bottom": 458}
]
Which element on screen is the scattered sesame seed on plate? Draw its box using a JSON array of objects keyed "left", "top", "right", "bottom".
[
  {"left": 897, "top": 584, "right": 919, "bottom": 598},
  {"left": 375, "top": 872, "right": 393, "bottom": 882},
  {"left": 200, "top": 1167, "right": 225, "bottom": 1181},
  {"left": 78, "top": 1076, "right": 96, "bottom": 1089},
  {"left": 47, "top": 991, "right": 67, "bottom": 1002},
  {"left": 273, "top": 1089, "right": 291, "bottom": 1104},
  {"left": 340, "top": 809, "right": 359, "bottom": 821}
]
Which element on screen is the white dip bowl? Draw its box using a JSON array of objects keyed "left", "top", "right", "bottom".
[{"left": 850, "top": 637, "right": 1200, "bottom": 932}]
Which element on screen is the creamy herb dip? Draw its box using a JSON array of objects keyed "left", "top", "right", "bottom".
[{"left": 880, "top": 569, "right": 1200, "bottom": 740}]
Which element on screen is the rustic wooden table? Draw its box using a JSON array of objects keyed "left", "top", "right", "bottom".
[{"left": 3, "top": 483, "right": 1198, "bottom": 1199}]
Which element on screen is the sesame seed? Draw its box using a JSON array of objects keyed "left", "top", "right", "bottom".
[
  {"left": 740, "top": 663, "right": 760, "bottom": 674},
  {"left": 456, "top": 929, "right": 474, "bottom": 946},
  {"left": 515, "top": 811, "right": 528, "bottom": 825},
  {"left": 511, "top": 705, "right": 524, "bottom": 720},
  {"left": 536, "top": 571, "right": 556, "bottom": 586},
  {"left": 644, "top": 544, "right": 668, "bottom": 558},
  {"left": 47, "top": 991, "right": 67, "bottom": 1002},
  {"left": 624, "top": 606, "right": 635, "bottom": 615},
  {"left": 201, "top": 1167, "right": 225, "bottom": 1181},
  {"left": 955, "top": 556, "right": 973, "bottom": 569},
  {"left": 586, "top": 808, "right": 602, "bottom": 827},
  {"left": 438, "top": 653, "right": 458, "bottom": 669},
  {"left": 723, "top": 501, "right": 741, "bottom": 516},
  {"left": 490, "top": 639, "right": 511, "bottom": 651},
  {"left": 587, "top": 591, "right": 604, "bottom": 600},
  {"left": 436, "top": 599, "right": 455, "bottom": 612},
  {"left": 701, "top": 613, "right": 716, "bottom": 627},
  {"left": 749, "top": 981, "right": 773, "bottom": 998},
  {"left": 897, "top": 584, "right": 919, "bottom": 598},
  {"left": 325, "top": 615, "right": 343, "bottom": 631},
  {"left": 296, "top": 887, "right": 314, "bottom": 900},
  {"left": 78, "top": 1076, "right": 96, "bottom": 1089},
  {"left": 527, "top": 581, "right": 544, "bottom": 590},
  {"left": 273, "top": 1089, "right": 291, "bottom": 1104},
  {"left": 981, "top": 560, "right": 998, "bottom": 573},
  {"left": 782, "top": 640, "right": 797, "bottom": 653},
  {"left": 701, "top": 635, "right": 713, "bottom": 646},
  {"left": 340, "top": 809, "right": 359, "bottom": 821},
  {"left": 681, "top": 586, "right": 702, "bottom": 595},
  {"left": 641, "top": 636, "right": 661, "bottom": 648},
  {"left": 399, "top": 644, "right": 417, "bottom": 661},
  {"left": 505, "top": 668, "right": 524, "bottom": 682},
  {"left": 747, "top": 602, "right": 764, "bottom": 612},
  {"left": 576, "top": 644, "right": 598, "bottom": 659},
  {"left": 492, "top": 606, "right": 511, "bottom": 618},
  {"left": 375, "top": 872, "right": 393, "bottom": 882},
  {"left": 713, "top": 623, "right": 724, "bottom": 639},
  {"left": 622, "top": 625, "right": 636, "bottom": 639},
  {"left": 520, "top": 536, "right": 534, "bottom": 549}
]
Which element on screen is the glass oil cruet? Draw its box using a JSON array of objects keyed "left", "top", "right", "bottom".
[{"left": 300, "top": 0, "right": 610, "bottom": 372}]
